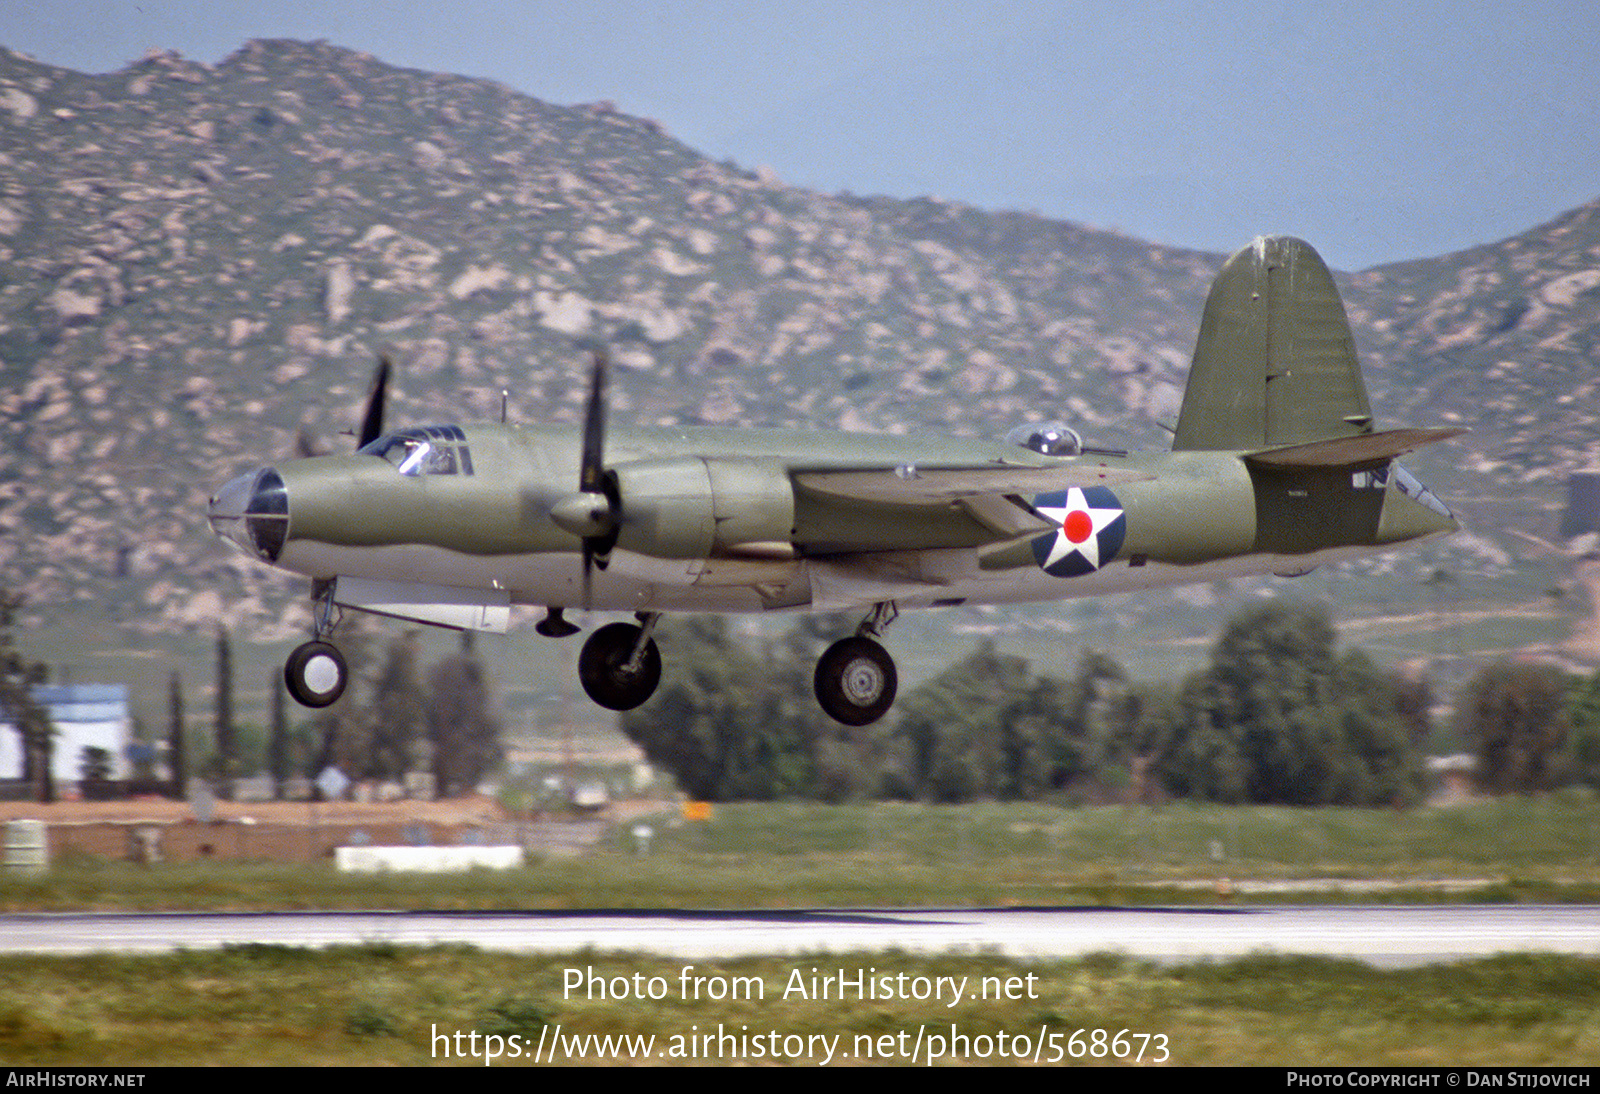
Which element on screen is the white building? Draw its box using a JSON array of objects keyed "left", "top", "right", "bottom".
[{"left": 0, "top": 684, "right": 131, "bottom": 781}]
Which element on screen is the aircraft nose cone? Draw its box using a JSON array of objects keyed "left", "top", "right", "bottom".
[
  {"left": 208, "top": 467, "right": 289, "bottom": 562},
  {"left": 208, "top": 471, "right": 255, "bottom": 550}
]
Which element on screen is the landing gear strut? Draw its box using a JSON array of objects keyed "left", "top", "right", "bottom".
[
  {"left": 284, "top": 580, "right": 349, "bottom": 708},
  {"left": 814, "top": 601, "right": 899, "bottom": 726},
  {"left": 578, "top": 613, "right": 662, "bottom": 711}
]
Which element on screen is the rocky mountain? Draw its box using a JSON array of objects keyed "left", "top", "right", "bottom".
[
  {"left": 0, "top": 39, "right": 1594, "bottom": 637},
  {"left": 1345, "top": 201, "right": 1600, "bottom": 489}
]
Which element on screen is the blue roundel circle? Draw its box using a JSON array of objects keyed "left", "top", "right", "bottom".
[{"left": 1029, "top": 486, "right": 1127, "bottom": 578}]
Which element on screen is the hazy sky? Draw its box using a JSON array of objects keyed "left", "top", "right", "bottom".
[{"left": 5, "top": 0, "right": 1597, "bottom": 270}]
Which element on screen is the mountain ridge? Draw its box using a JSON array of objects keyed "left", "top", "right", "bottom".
[{"left": 0, "top": 39, "right": 1594, "bottom": 636}]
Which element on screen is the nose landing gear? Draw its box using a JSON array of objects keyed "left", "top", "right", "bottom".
[{"left": 284, "top": 580, "right": 349, "bottom": 708}]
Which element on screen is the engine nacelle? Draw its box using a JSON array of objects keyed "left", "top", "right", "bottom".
[{"left": 611, "top": 456, "right": 794, "bottom": 559}]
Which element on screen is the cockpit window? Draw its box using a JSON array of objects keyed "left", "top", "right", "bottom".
[
  {"left": 359, "top": 425, "right": 474, "bottom": 476},
  {"left": 1005, "top": 421, "right": 1083, "bottom": 457}
]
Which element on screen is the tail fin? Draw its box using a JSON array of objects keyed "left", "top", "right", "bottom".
[{"left": 1173, "top": 236, "right": 1373, "bottom": 451}]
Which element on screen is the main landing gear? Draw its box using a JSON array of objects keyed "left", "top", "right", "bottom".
[
  {"left": 551, "top": 602, "right": 901, "bottom": 725},
  {"left": 813, "top": 601, "right": 899, "bottom": 727},
  {"left": 578, "top": 612, "right": 661, "bottom": 711},
  {"left": 284, "top": 581, "right": 349, "bottom": 708}
]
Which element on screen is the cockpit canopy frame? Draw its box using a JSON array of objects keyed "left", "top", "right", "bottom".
[
  {"left": 359, "top": 425, "right": 475, "bottom": 476},
  {"left": 1005, "top": 421, "right": 1084, "bottom": 458}
]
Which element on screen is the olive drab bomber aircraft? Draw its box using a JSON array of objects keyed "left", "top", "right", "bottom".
[{"left": 208, "top": 236, "right": 1464, "bottom": 726}]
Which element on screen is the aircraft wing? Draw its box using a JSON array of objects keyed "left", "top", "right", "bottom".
[
  {"left": 792, "top": 462, "right": 1152, "bottom": 537},
  {"left": 794, "top": 462, "right": 1148, "bottom": 502}
]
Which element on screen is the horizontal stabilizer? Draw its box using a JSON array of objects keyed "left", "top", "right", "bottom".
[{"left": 1245, "top": 427, "right": 1467, "bottom": 469}]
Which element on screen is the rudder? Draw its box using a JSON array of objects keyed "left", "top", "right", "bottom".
[{"left": 1173, "top": 236, "right": 1373, "bottom": 451}]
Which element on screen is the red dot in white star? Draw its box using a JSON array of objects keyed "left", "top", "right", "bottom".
[{"left": 1063, "top": 509, "right": 1092, "bottom": 543}]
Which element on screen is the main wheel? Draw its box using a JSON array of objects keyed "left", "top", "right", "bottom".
[
  {"left": 284, "top": 640, "right": 348, "bottom": 708},
  {"left": 578, "top": 622, "right": 662, "bottom": 711},
  {"left": 814, "top": 636, "right": 898, "bottom": 726}
]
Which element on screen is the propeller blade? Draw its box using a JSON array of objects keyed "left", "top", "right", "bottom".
[
  {"left": 357, "top": 356, "right": 391, "bottom": 450},
  {"left": 582, "top": 539, "right": 595, "bottom": 614},
  {"left": 577, "top": 350, "right": 615, "bottom": 612},
  {"left": 579, "top": 350, "right": 607, "bottom": 494}
]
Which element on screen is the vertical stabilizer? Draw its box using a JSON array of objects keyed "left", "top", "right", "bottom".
[{"left": 1173, "top": 236, "right": 1373, "bottom": 451}]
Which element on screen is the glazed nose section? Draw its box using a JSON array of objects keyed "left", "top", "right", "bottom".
[{"left": 208, "top": 467, "right": 289, "bottom": 563}]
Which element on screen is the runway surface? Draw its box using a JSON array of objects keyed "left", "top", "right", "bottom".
[{"left": 1, "top": 905, "right": 1596, "bottom": 967}]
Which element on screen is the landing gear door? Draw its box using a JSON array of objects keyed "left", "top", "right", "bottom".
[{"left": 333, "top": 575, "right": 511, "bottom": 632}]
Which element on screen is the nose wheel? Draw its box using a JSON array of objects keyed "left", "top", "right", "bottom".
[
  {"left": 284, "top": 579, "right": 348, "bottom": 708},
  {"left": 814, "top": 635, "right": 897, "bottom": 726},
  {"left": 578, "top": 619, "right": 662, "bottom": 711},
  {"left": 284, "top": 640, "right": 348, "bottom": 708}
]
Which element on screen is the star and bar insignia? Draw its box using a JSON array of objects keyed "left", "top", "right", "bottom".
[{"left": 1029, "top": 486, "right": 1127, "bottom": 578}]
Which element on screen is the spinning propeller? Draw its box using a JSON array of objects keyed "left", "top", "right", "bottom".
[
  {"left": 352, "top": 351, "right": 618, "bottom": 610},
  {"left": 357, "top": 356, "right": 392, "bottom": 450},
  {"left": 549, "top": 351, "right": 621, "bottom": 609}
]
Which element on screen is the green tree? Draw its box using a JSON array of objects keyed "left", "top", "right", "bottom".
[
  {"left": 1114, "top": 680, "right": 1181, "bottom": 801},
  {"left": 79, "top": 745, "right": 113, "bottom": 784},
  {"left": 1329, "top": 649, "right": 1430, "bottom": 805},
  {"left": 769, "top": 617, "right": 869, "bottom": 802},
  {"left": 1159, "top": 669, "right": 1251, "bottom": 803},
  {"left": 892, "top": 640, "right": 1023, "bottom": 802},
  {"left": 1454, "top": 661, "right": 1572, "bottom": 794},
  {"left": 427, "top": 632, "right": 503, "bottom": 798},
  {"left": 1157, "top": 600, "right": 1422, "bottom": 806},
  {"left": 890, "top": 641, "right": 1102, "bottom": 802},
  {"left": 310, "top": 616, "right": 376, "bottom": 786},
  {"left": 167, "top": 670, "right": 186, "bottom": 798},
  {"left": 1059, "top": 649, "right": 1136, "bottom": 788},
  {"left": 0, "top": 591, "right": 52, "bottom": 803},
  {"left": 268, "top": 669, "right": 288, "bottom": 798},
  {"left": 214, "top": 625, "right": 235, "bottom": 793},
  {"left": 1566, "top": 668, "right": 1600, "bottom": 790},
  {"left": 367, "top": 631, "right": 427, "bottom": 782},
  {"left": 622, "top": 617, "right": 820, "bottom": 801}
]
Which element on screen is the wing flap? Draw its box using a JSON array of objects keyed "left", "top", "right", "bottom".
[{"left": 957, "top": 492, "right": 1055, "bottom": 536}]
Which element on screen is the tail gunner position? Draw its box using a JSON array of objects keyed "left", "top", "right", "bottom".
[{"left": 210, "top": 237, "right": 1461, "bottom": 725}]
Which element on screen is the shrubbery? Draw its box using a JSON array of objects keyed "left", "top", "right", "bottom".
[{"left": 624, "top": 599, "right": 1447, "bottom": 806}]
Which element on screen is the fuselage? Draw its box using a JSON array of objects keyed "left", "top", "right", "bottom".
[
  {"left": 210, "top": 236, "right": 1465, "bottom": 723},
  {"left": 208, "top": 421, "right": 1458, "bottom": 619}
]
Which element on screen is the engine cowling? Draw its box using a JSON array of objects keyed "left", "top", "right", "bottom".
[{"left": 610, "top": 456, "right": 794, "bottom": 559}]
